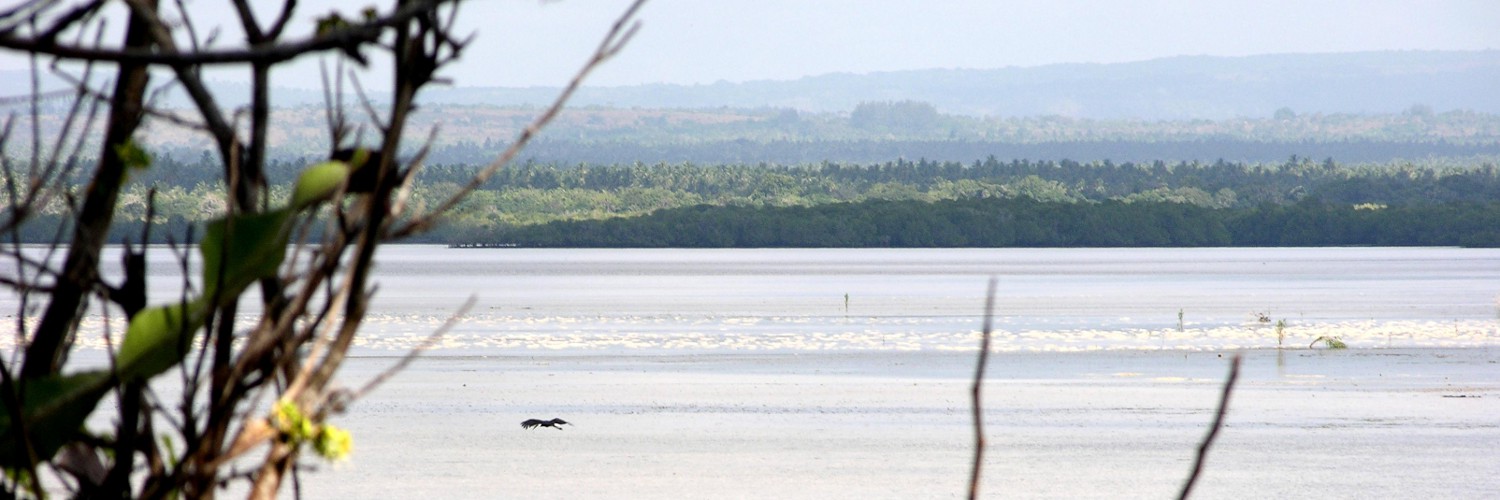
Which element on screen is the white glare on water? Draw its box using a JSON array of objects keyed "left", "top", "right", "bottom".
[{"left": 7, "top": 246, "right": 1500, "bottom": 353}]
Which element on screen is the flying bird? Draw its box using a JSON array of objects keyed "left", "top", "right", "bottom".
[{"left": 521, "top": 418, "right": 570, "bottom": 430}]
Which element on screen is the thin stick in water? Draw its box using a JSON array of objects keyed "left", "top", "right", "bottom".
[
  {"left": 1177, "top": 353, "right": 1242, "bottom": 500},
  {"left": 968, "top": 277, "right": 998, "bottom": 500}
]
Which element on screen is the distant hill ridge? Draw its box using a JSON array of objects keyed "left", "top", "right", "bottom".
[
  {"left": 3, "top": 50, "right": 1495, "bottom": 121},
  {"left": 423, "top": 50, "right": 1500, "bottom": 120}
]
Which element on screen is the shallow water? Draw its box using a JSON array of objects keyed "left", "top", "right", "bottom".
[
  {"left": 360, "top": 246, "right": 1500, "bottom": 351},
  {"left": 6, "top": 246, "right": 1500, "bottom": 351},
  {"left": 300, "top": 348, "right": 1500, "bottom": 500},
  {"left": 8, "top": 246, "right": 1498, "bottom": 498}
]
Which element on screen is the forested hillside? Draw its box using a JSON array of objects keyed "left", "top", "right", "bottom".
[
  {"left": 451, "top": 157, "right": 1500, "bottom": 248},
  {"left": 9, "top": 73, "right": 1499, "bottom": 248},
  {"left": 13, "top": 154, "right": 1499, "bottom": 247},
  {"left": 421, "top": 104, "right": 1500, "bottom": 165},
  {"left": 9, "top": 97, "right": 1500, "bottom": 166},
  {"left": 489, "top": 197, "right": 1500, "bottom": 248}
]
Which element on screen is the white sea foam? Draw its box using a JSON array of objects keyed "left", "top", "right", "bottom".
[
  {"left": 9, "top": 247, "right": 1500, "bottom": 355},
  {"left": 9, "top": 310, "right": 1497, "bottom": 354},
  {"left": 338, "top": 311, "right": 1500, "bottom": 353}
]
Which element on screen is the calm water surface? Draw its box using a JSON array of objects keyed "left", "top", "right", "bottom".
[
  {"left": 360, "top": 246, "right": 1500, "bottom": 351},
  {"left": 370, "top": 246, "right": 1499, "bottom": 319},
  {"left": 8, "top": 246, "right": 1500, "bottom": 351}
]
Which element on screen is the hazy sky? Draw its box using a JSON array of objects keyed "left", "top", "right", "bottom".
[
  {"left": 2, "top": 0, "right": 1498, "bottom": 90},
  {"left": 485, "top": 0, "right": 1500, "bottom": 86}
]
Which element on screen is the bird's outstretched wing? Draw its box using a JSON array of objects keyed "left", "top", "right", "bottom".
[{"left": 521, "top": 419, "right": 544, "bottom": 429}]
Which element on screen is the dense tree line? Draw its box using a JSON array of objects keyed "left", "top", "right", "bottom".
[
  {"left": 10, "top": 154, "right": 1500, "bottom": 247},
  {"left": 409, "top": 107, "right": 1500, "bottom": 166},
  {"left": 425, "top": 138, "right": 1500, "bottom": 166},
  {"left": 479, "top": 197, "right": 1500, "bottom": 248},
  {"left": 60, "top": 147, "right": 1479, "bottom": 201},
  {"left": 419, "top": 155, "right": 1500, "bottom": 208}
]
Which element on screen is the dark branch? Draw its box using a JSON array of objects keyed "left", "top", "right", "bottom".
[
  {"left": 264, "top": 0, "right": 298, "bottom": 40},
  {"left": 390, "top": 0, "right": 647, "bottom": 238},
  {"left": 352, "top": 296, "right": 474, "bottom": 402},
  {"left": 967, "top": 277, "right": 998, "bottom": 500},
  {"left": 1177, "top": 354, "right": 1242, "bottom": 500},
  {"left": 0, "top": 0, "right": 454, "bottom": 66},
  {"left": 34, "top": 1, "right": 107, "bottom": 45},
  {"left": 230, "top": 0, "right": 264, "bottom": 42},
  {"left": 21, "top": 0, "right": 156, "bottom": 380}
]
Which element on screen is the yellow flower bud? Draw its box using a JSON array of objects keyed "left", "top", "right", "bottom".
[{"left": 315, "top": 425, "right": 353, "bottom": 461}]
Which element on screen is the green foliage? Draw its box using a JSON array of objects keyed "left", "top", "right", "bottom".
[
  {"left": 113, "top": 139, "right": 151, "bottom": 171},
  {"left": 117, "top": 300, "right": 207, "bottom": 381},
  {"left": 272, "top": 401, "right": 353, "bottom": 462},
  {"left": 123, "top": 158, "right": 340, "bottom": 384},
  {"left": 1310, "top": 336, "right": 1348, "bottom": 349},
  {"left": 22, "top": 152, "right": 1500, "bottom": 247},
  {"left": 201, "top": 210, "right": 293, "bottom": 300},
  {"left": 314, "top": 13, "right": 352, "bottom": 35},
  {"left": 1, "top": 160, "right": 341, "bottom": 473},
  {"left": 0, "top": 371, "right": 111, "bottom": 468},
  {"left": 292, "top": 160, "right": 353, "bottom": 209},
  {"left": 491, "top": 195, "right": 1500, "bottom": 248},
  {"left": 493, "top": 197, "right": 1237, "bottom": 247}
]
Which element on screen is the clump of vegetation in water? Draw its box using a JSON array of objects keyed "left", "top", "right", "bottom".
[
  {"left": 1275, "top": 319, "right": 1287, "bottom": 348},
  {"left": 1310, "top": 335, "right": 1348, "bottom": 349}
]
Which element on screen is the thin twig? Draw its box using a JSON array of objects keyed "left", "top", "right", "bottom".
[
  {"left": 0, "top": 0, "right": 453, "bottom": 66},
  {"left": 0, "top": 88, "right": 72, "bottom": 107},
  {"left": 347, "top": 71, "right": 385, "bottom": 133},
  {"left": 120, "top": 0, "right": 245, "bottom": 203},
  {"left": 42, "top": 53, "right": 96, "bottom": 184},
  {"left": 21, "top": 0, "right": 154, "bottom": 379},
  {"left": 262, "top": 1, "right": 296, "bottom": 40},
  {"left": 390, "top": 0, "right": 647, "bottom": 239},
  {"left": 28, "top": 40, "right": 40, "bottom": 183},
  {"left": 968, "top": 277, "right": 997, "bottom": 500},
  {"left": 352, "top": 295, "right": 475, "bottom": 401},
  {"left": 319, "top": 57, "right": 350, "bottom": 149},
  {"left": 1177, "top": 354, "right": 1242, "bottom": 500}
]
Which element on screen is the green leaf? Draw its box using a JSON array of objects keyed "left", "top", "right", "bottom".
[
  {"left": 291, "top": 160, "right": 352, "bottom": 210},
  {"left": 315, "top": 13, "right": 350, "bottom": 35},
  {"left": 113, "top": 139, "right": 151, "bottom": 171},
  {"left": 116, "top": 300, "right": 206, "bottom": 381},
  {"left": 200, "top": 209, "right": 293, "bottom": 301},
  {"left": 1310, "top": 335, "right": 1349, "bottom": 349},
  {"left": 0, "top": 370, "right": 112, "bottom": 468}
]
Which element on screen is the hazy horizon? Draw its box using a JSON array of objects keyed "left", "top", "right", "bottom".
[{"left": 2, "top": 0, "right": 1497, "bottom": 92}]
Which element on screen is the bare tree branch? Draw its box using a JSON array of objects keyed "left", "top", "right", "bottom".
[
  {"left": 28, "top": 1, "right": 106, "bottom": 44},
  {"left": 354, "top": 295, "right": 474, "bottom": 402},
  {"left": 229, "top": 0, "right": 265, "bottom": 42},
  {"left": 968, "top": 277, "right": 998, "bottom": 500},
  {"left": 21, "top": 0, "right": 156, "bottom": 380},
  {"left": 121, "top": 0, "right": 253, "bottom": 207},
  {"left": 2, "top": 1, "right": 646, "bottom": 495},
  {"left": 263, "top": 0, "right": 297, "bottom": 40},
  {"left": 391, "top": 0, "right": 647, "bottom": 239},
  {"left": 0, "top": 2, "right": 52, "bottom": 34},
  {"left": 0, "top": 0, "right": 455, "bottom": 66},
  {"left": 1177, "top": 354, "right": 1242, "bottom": 500}
]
